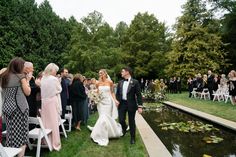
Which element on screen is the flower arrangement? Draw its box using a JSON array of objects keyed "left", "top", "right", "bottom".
[
  {"left": 142, "top": 90, "right": 167, "bottom": 102},
  {"left": 87, "top": 89, "right": 103, "bottom": 105}
]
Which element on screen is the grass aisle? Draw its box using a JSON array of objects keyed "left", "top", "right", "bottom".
[
  {"left": 26, "top": 113, "right": 148, "bottom": 157},
  {"left": 167, "top": 92, "right": 236, "bottom": 122}
]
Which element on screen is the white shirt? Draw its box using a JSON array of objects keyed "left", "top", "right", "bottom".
[{"left": 122, "top": 77, "right": 131, "bottom": 100}]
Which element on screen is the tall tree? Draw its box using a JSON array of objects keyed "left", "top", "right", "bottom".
[
  {"left": 209, "top": 0, "right": 236, "bottom": 69},
  {"left": 0, "top": 0, "right": 71, "bottom": 72},
  {"left": 64, "top": 11, "right": 125, "bottom": 80},
  {"left": 123, "top": 12, "right": 171, "bottom": 79},
  {"left": 166, "top": 0, "right": 227, "bottom": 77}
]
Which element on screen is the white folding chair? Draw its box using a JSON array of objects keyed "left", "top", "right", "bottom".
[
  {"left": 191, "top": 88, "right": 197, "bottom": 98},
  {"left": 0, "top": 142, "right": 22, "bottom": 157},
  {"left": 59, "top": 117, "right": 67, "bottom": 138},
  {"left": 212, "top": 89, "right": 224, "bottom": 101},
  {"left": 225, "top": 94, "right": 233, "bottom": 104},
  {"left": 64, "top": 105, "right": 73, "bottom": 132},
  {"left": 200, "top": 88, "right": 210, "bottom": 100},
  {"left": 28, "top": 117, "right": 52, "bottom": 157}
]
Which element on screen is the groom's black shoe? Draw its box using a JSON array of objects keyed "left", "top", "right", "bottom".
[
  {"left": 122, "top": 130, "right": 126, "bottom": 137},
  {"left": 130, "top": 137, "right": 135, "bottom": 144}
]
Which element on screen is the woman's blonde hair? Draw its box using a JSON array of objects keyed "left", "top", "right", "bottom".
[
  {"left": 73, "top": 73, "right": 84, "bottom": 83},
  {"left": 99, "top": 69, "right": 108, "bottom": 78},
  {"left": 44, "top": 63, "right": 59, "bottom": 76}
]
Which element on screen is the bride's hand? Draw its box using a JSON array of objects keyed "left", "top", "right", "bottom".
[{"left": 115, "top": 100, "right": 120, "bottom": 107}]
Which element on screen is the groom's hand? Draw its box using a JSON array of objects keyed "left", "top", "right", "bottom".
[{"left": 138, "top": 107, "right": 143, "bottom": 114}]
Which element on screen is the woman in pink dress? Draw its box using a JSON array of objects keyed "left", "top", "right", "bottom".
[{"left": 40, "top": 63, "right": 62, "bottom": 151}]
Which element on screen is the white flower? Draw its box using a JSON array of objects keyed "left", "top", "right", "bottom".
[{"left": 87, "top": 90, "right": 103, "bottom": 105}]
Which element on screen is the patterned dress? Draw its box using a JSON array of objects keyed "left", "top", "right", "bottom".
[{"left": 2, "top": 74, "right": 29, "bottom": 148}]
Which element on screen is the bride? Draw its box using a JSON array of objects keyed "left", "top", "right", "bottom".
[{"left": 88, "top": 69, "right": 123, "bottom": 146}]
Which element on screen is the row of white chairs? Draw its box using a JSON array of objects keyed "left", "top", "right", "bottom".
[
  {"left": 191, "top": 88, "right": 211, "bottom": 100},
  {"left": 212, "top": 88, "right": 232, "bottom": 103},
  {"left": 1, "top": 105, "right": 73, "bottom": 157},
  {"left": 191, "top": 87, "right": 233, "bottom": 104}
]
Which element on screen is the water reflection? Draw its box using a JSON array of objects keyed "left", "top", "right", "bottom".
[{"left": 142, "top": 105, "right": 236, "bottom": 157}]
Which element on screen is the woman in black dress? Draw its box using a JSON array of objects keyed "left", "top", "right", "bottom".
[
  {"left": 228, "top": 70, "right": 236, "bottom": 105},
  {"left": 70, "top": 74, "right": 87, "bottom": 130}
]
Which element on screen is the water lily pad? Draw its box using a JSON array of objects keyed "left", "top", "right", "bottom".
[
  {"left": 202, "top": 136, "right": 223, "bottom": 144},
  {"left": 159, "top": 121, "right": 220, "bottom": 133}
]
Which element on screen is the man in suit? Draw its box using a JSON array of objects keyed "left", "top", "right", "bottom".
[
  {"left": 60, "top": 68, "right": 69, "bottom": 118},
  {"left": 116, "top": 67, "right": 143, "bottom": 144}
]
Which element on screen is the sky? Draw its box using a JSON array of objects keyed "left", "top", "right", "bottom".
[{"left": 35, "top": 0, "right": 187, "bottom": 29}]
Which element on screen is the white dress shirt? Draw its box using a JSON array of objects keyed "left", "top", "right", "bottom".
[{"left": 122, "top": 77, "right": 131, "bottom": 100}]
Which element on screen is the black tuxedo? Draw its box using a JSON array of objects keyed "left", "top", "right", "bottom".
[{"left": 116, "top": 78, "right": 143, "bottom": 139}]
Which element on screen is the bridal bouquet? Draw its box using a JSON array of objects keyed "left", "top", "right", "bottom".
[{"left": 87, "top": 90, "right": 103, "bottom": 106}]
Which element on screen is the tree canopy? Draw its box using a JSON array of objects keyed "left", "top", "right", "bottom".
[{"left": 0, "top": 0, "right": 235, "bottom": 80}]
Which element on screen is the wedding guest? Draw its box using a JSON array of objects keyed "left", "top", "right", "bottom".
[
  {"left": 220, "top": 74, "right": 228, "bottom": 90},
  {"left": 196, "top": 73, "right": 203, "bottom": 92},
  {"left": 207, "top": 70, "right": 214, "bottom": 100},
  {"left": 60, "top": 68, "right": 69, "bottom": 118},
  {"left": 41, "top": 63, "right": 62, "bottom": 151},
  {"left": 66, "top": 73, "right": 73, "bottom": 106},
  {"left": 83, "top": 78, "right": 89, "bottom": 125},
  {"left": 228, "top": 70, "right": 236, "bottom": 105},
  {"left": 35, "top": 71, "right": 43, "bottom": 114},
  {"left": 202, "top": 74, "right": 208, "bottom": 89},
  {"left": 176, "top": 77, "right": 181, "bottom": 93},
  {"left": 24, "top": 62, "right": 39, "bottom": 117},
  {"left": 164, "top": 79, "right": 169, "bottom": 93},
  {"left": 1, "top": 57, "right": 31, "bottom": 157},
  {"left": 90, "top": 78, "right": 97, "bottom": 90},
  {"left": 0, "top": 67, "right": 7, "bottom": 143},
  {"left": 140, "top": 78, "right": 145, "bottom": 92},
  {"left": 213, "top": 74, "right": 220, "bottom": 92},
  {"left": 169, "top": 78, "right": 174, "bottom": 93},
  {"left": 70, "top": 74, "right": 87, "bottom": 130},
  {"left": 187, "top": 77, "right": 193, "bottom": 98},
  {"left": 144, "top": 80, "right": 149, "bottom": 91},
  {"left": 89, "top": 78, "right": 98, "bottom": 113}
]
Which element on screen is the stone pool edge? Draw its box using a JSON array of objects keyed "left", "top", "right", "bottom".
[
  {"left": 163, "top": 101, "right": 236, "bottom": 131},
  {"left": 135, "top": 112, "right": 172, "bottom": 157}
]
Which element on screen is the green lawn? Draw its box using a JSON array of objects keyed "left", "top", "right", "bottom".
[
  {"left": 26, "top": 113, "right": 148, "bottom": 157},
  {"left": 166, "top": 92, "right": 236, "bottom": 122}
]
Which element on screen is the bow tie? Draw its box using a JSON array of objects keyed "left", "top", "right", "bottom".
[{"left": 124, "top": 79, "right": 129, "bottom": 82}]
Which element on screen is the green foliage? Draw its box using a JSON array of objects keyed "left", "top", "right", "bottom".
[
  {"left": 123, "top": 12, "right": 171, "bottom": 78},
  {"left": 209, "top": 0, "right": 236, "bottom": 70},
  {"left": 64, "top": 11, "right": 126, "bottom": 80},
  {"left": 0, "top": 0, "right": 71, "bottom": 73},
  {"left": 1, "top": 0, "right": 235, "bottom": 81},
  {"left": 202, "top": 135, "right": 224, "bottom": 144},
  {"left": 166, "top": 0, "right": 227, "bottom": 77}
]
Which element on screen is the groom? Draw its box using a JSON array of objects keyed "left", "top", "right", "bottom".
[{"left": 116, "top": 67, "right": 143, "bottom": 144}]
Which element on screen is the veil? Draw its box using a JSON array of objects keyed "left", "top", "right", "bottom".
[{"left": 107, "top": 74, "right": 112, "bottom": 81}]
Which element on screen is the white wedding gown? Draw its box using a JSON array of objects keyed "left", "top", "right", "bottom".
[{"left": 89, "top": 86, "right": 123, "bottom": 146}]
